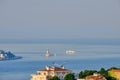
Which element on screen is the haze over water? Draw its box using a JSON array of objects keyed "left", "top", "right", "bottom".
[
  {"left": 0, "top": 0, "right": 120, "bottom": 80},
  {"left": 0, "top": 43, "right": 120, "bottom": 80}
]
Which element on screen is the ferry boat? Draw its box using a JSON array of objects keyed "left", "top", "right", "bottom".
[{"left": 66, "top": 50, "right": 75, "bottom": 54}]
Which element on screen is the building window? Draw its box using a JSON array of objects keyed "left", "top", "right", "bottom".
[
  {"left": 44, "top": 73, "right": 46, "bottom": 75},
  {"left": 60, "top": 76, "right": 63, "bottom": 79},
  {"left": 56, "top": 72, "right": 59, "bottom": 75},
  {"left": 51, "top": 72, "right": 54, "bottom": 75},
  {"left": 38, "top": 73, "right": 41, "bottom": 75},
  {"left": 31, "top": 76, "right": 33, "bottom": 79},
  {"left": 62, "top": 72, "right": 65, "bottom": 75}
]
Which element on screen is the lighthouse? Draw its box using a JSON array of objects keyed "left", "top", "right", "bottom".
[{"left": 45, "top": 49, "right": 50, "bottom": 57}]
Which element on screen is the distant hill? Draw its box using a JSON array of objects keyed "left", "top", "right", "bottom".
[{"left": 0, "top": 50, "right": 22, "bottom": 61}]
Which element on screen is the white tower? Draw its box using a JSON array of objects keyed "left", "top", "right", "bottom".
[{"left": 45, "top": 49, "right": 50, "bottom": 57}]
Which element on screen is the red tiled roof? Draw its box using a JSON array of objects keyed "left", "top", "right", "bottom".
[
  {"left": 54, "top": 67, "right": 71, "bottom": 71},
  {"left": 39, "top": 67, "right": 71, "bottom": 72},
  {"left": 110, "top": 69, "right": 120, "bottom": 72},
  {"left": 86, "top": 74, "right": 106, "bottom": 80}
]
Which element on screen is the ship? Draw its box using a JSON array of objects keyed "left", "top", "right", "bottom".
[
  {"left": 66, "top": 50, "right": 75, "bottom": 54},
  {"left": 0, "top": 50, "right": 22, "bottom": 61}
]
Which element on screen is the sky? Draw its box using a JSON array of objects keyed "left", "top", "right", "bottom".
[{"left": 0, "top": 0, "right": 120, "bottom": 43}]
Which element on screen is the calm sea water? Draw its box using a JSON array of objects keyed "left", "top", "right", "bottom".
[{"left": 0, "top": 43, "right": 120, "bottom": 80}]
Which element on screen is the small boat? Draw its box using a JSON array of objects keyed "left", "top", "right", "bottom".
[{"left": 66, "top": 50, "right": 75, "bottom": 54}]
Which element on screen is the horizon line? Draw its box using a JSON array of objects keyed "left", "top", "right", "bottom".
[{"left": 0, "top": 38, "right": 120, "bottom": 45}]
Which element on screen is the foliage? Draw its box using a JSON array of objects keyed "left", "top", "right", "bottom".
[
  {"left": 107, "top": 76, "right": 116, "bottom": 80},
  {"left": 79, "top": 70, "right": 97, "bottom": 78},
  {"left": 48, "top": 76, "right": 60, "bottom": 80},
  {"left": 98, "top": 68, "right": 116, "bottom": 80},
  {"left": 107, "top": 67, "right": 120, "bottom": 71},
  {"left": 79, "top": 67, "right": 117, "bottom": 80},
  {"left": 64, "top": 73, "right": 75, "bottom": 80},
  {"left": 99, "top": 68, "right": 108, "bottom": 78}
]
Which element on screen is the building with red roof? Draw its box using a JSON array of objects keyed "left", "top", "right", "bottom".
[
  {"left": 31, "top": 65, "right": 72, "bottom": 80},
  {"left": 109, "top": 69, "right": 120, "bottom": 80},
  {"left": 85, "top": 73, "right": 106, "bottom": 80},
  {"left": 77, "top": 73, "right": 106, "bottom": 80}
]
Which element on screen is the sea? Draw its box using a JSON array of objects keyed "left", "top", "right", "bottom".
[{"left": 0, "top": 43, "right": 120, "bottom": 80}]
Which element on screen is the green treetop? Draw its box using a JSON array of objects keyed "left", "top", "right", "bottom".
[{"left": 64, "top": 73, "right": 75, "bottom": 80}]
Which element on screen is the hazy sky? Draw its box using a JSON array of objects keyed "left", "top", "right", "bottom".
[{"left": 0, "top": 0, "right": 120, "bottom": 41}]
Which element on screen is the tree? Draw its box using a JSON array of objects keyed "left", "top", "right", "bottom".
[
  {"left": 99, "top": 68, "right": 108, "bottom": 77},
  {"left": 48, "top": 76, "right": 60, "bottom": 80},
  {"left": 107, "top": 76, "right": 116, "bottom": 80},
  {"left": 79, "top": 71, "right": 86, "bottom": 78},
  {"left": 98, "top": 68, "right": 116, "bottom": 80},
  {"left": 107, "top": 67, "right": 119, "bottom": 71},
  {"left": 79, "top": 68, "right": 117, "bottom": 80},
  {"left": 79, "top": 70, "right": 97, "bottom": 78},
  {"left": 64, "top": 73, "right": 75, "bottom": 80}
]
